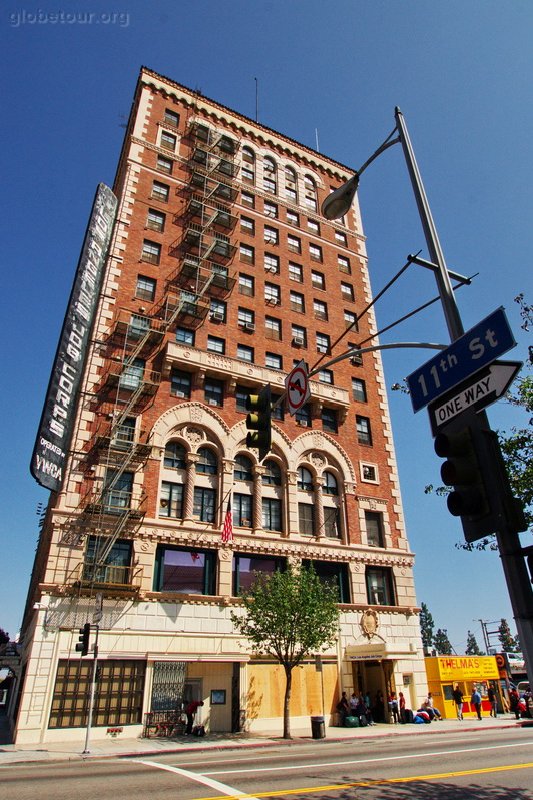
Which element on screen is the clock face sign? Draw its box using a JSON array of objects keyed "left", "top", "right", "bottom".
[{"left": 285, "top": 360, "right": 310, "bottom": 416}]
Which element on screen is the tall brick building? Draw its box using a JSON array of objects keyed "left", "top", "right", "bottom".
[{"left": 12, "top": 67, "right": 426, "bottom": 744}]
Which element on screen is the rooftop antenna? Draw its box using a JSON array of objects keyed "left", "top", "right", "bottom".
[
  {"left": 254, "top": 77, "right": 259, "bottom": 122},
  {"left": 315, "top": 128, "right": 320, "bottom": 152}
]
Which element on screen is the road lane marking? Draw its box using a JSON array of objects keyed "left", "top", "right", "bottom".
[
  {"left": 201, "top": 740, "right": 533, "bottom": 775},
  {"left": 133, "top": 759, "right": 261, "bottom": 800},
  {"left": 189, "top": 761, "right": 533, "bottom": 800}
]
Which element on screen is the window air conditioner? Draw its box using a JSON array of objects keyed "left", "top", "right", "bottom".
[
  {"left": 350, "top": 354, "right": 363, "bottom": 365},
  {"left": 211, "top": 311, "right": 224, "bottom": 322},
  {"left": 266, "top": 297, "right": 279, "bottom": 305},
  {"left": 292, "top": 336, "right": 304, "bottom": 347},
  {"left": 244, "top": 322, "right": 255, "bottom": 332}
]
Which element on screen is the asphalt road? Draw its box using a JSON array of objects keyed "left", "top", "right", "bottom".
[{"left": 3, "top": 727, "right": 533, "bottom": 800}]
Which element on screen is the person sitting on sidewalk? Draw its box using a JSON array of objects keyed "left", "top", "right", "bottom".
[
  {"left": 423, "top": 692, "right": 442, "bottom": 720},
  {"left": 336, "top": 692, "right": 350, "bottom": 725}
]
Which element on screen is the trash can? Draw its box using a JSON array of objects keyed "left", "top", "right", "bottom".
[{"left": 311, "top": 715, "right": 326, "bottom": 739}]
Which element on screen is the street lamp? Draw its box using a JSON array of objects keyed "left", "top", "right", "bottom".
[{"left": 322, "top": 108, "right": 533, "bottom": 686}]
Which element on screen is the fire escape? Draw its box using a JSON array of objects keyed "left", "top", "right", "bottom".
[{"left": 75, "top": 115, "right": 240, "bottom": 591}]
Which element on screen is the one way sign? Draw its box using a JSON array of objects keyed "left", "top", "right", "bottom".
[{"left": 428, "top": 360, "right": 522, "bottom": 435}]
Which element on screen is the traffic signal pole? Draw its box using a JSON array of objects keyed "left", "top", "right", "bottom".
[
  {"left": 394, "top": 108, "right": 533, "bottom": 687},
  {"left": 82, "top": 623, "right": 99, "bottom": 755}
]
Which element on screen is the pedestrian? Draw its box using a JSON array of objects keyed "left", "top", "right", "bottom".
[
  {"left": 185, "top": 699, "right": 204, "bottom": 734},
  {"left": 487, "top": 684, "right": 497, "bottom": 717},
  {"left": 509, "top": 688, "right": 520, "bottom": 720},
  {"left": 452, "top": 684, "right": 464, "bottom": 720},
  {"left": 336, "top": 691, "right": 350, "bottom": 725},
  {"left": 388, "top": 692, "right": 400, "bottom": 723},
  {"left": 471, "top": 687, "right": 482, "bottom": 720},
  {"left": 374, "top": 690, "right": 385, "bottom": 723},
  {"left": 399, "top": 691, "right": 406, "bottom": 723},
  {"left": 424, "top": 692, "right": 442, "bottom": 720}
]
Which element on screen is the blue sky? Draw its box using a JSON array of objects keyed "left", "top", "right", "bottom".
[{"left": 1, "top": 0, "right": 531, "bottom": 651}]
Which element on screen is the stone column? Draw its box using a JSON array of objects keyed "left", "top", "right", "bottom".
[{"left": 183, "top": 453, "right": 200, "bottom": 520}]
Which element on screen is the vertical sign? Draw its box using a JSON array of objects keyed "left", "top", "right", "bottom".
[{"left": 31, "top": 183, "right": 117, "bottom": 492}]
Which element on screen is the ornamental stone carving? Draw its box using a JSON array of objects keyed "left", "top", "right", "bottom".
[
  {"left": 190, "top": 405, "right": 204, "bottom": 422},
  {"left": 361, "top": 609, "right": 379, "bottom": 639},
  {"left": 310, "top": 453, "right": 326, "bottom": 470},
  {"left": 183, "top": 426, "right": 205, "bottom": 445}
]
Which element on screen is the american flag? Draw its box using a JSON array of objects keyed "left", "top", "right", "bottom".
[{"left": 221, "top": 498, "right": 233, "bottom": 544}]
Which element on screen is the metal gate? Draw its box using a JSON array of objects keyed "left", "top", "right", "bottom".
[{"left": 150, "top": 662, "right": 187, "bottom": 711}]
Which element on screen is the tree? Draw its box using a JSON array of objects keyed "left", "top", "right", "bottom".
[
  {"left": 498, "top": 618, "right": 517, "bottom": 652},
  {"left": 230, "top": 565, "right": 340, "bottom": 739},
  {"left": 433, "top": 628, "right": 453, "bottom": 655},
  {"left": 465, "top": 630, "right": 484, "bottom": 655},
  {"left": 0, "top": 628, "right": 9, "bottom": 646},
  {"left": 419, "top": 602, "right": 435, "bottom": 654}
]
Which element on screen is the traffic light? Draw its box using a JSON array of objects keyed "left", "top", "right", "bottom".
[
  {"left": 434, "top": 417, "right": 527, "bottom": 542},
  {"left": 75, "top": 623, "right": 91, "bottom": 656},
  {"left": 245, "top": 384, "right": 272, "bottom": 461}
]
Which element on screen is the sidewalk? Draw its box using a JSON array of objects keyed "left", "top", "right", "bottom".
[{"left": 0, "top": 714, "right": 526, "bottom": 766}]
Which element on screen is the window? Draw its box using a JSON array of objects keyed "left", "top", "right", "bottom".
[
  {"left": 291, "top": 324, "right": 306, "bottom": 346},
  {"left": 263, "top": 156, "right": 277, "bottom": 193},
  {"left": 322, "top": 472, "right": 338, "bottom": 496},
  {"left": 285, "top": 166, "right": 298, "bottom": 201},
  {"left": 241, "top": 190, "right": 255, "bottom": 208},
  {"left": 307, "top": 218, "right": 320, "bottom": 234},
  {"left": 164, "top": 441, "right": 187, "bottom": 469},
  {"left": 297, "top": 466, "right": 314, "bottom": 491},
  {"left": 83, "top": 537, "right": 132, "bottom": 586},
  {"left": 164, "top": 108, "right": 180, "bottom": 128},
  {"left": 362, "top": 463, "right": 378, "bottom": 482},
  {"left": 352, "top": 378, "right": 367, "bottom": 403},
  {"left": 366, "top": 511, "right": 385, "bottom": 547},
  {"left": 313, "top": 299, "right": 328, "bottom": 320},
  {"left": 233, "top": 493, "right": 252, "bottom": 527},
  {"left": 210, "top": 300, "right": 226, "bottom": 322},
  {"left": 290, "top": 291, "right": 305, "bottom": 314},
  {"left": 265, "top": 352, "right": 282, "bottom": 369},
  {"left": 239, "top": 244, "right": 255, "bottom": 264},
  {"left": 120, "top": 358, "right": 144, "bottom": 391},
  {"left": 262, "top": 460, "right": 282, "bottom": 485},
  {"left": 296, "top": 404, "right": 312, "bottom": 427},
  {"left": 322, "top": 407, "right": 338, "bottom": 433},
  {"left": 156, "top": 155, "right": 173, "bottom": 174},
  {"left": 265, "top": 317, "right": 281, "bottom": 340},
  {"left": 316, "top": 332, "right": 330, "bottom": 353},
  {"left": 111, "top": 417, "right": 136, "bottom": 448},
  {"left": 242, "top": 165, "right": 255, "bottom": 184},
  {"left": 103, "top": 470, "right": 133, "bottom": 513},
  {"left": 160, "top": 130, "right": 177, "bottom": 152},
  {"left": 233, "top": 553, "right": 285, "bottom": 595},
  {"left": 238, "top": 273, "right": 254, "bottom": 296},
  {"left": 235, "top": 385, "right": 249, "bottom": 413},
  {"left": 234, "top": 454, "right": 253, "bottom": 481},
  {"left": 155, "top": 546, "right": 216, "bottom": 594},
  {"left": 152, "top": 181, "right": 169, "bottom": 202},
  {"left": 338, "top": 255, "right": 351, "bottom": 274},
  {"left": 204, "top": 378, "right": 224, "bottom": 407},
  {"left": 141, "top": 240, "right": 161, "bottom": 265},
  {"left": 193, "top": 487, "right": 216, "bottom": 523},
  {"left": 286, "top": 209, "right": 299, "bottom": 226},
  {"left": 135, "top": 275, "right": 156, "bottom": 302},
  {"left": 318, "top": 369, "right": 333, "bottom": 384},
  {"left": 238, "top": 308, "right": 254, "bottom": 327},
  {"left": 303, "top": 560, "right": 350, "bottom": 603},
  {"left": 366, "top": 567, "right": 395, "bottom": 606},
  {"left": 264, "top": 283, "right": 280, "bottom": 304},
  {"left": 298, "top": 503, "right": 314, "bottom": 536},
  {"left": 264, "top": 225, "right": 279, "bottom": 245},
  {"left": 264, "top": 201, "right": 278, "bottom": 218},
  {"left": 341, "top": 282, "right": 355, "bottom": 302},
  {"left": 207, "top": 335, "right": 225, "bottom": 354},
  {"left": 159, "top": 481, "right": 184, "bottom": 518},
  {"left": 240, "top": 216, "right": 255, "bottom": 235},
  {"left": 335, "top": 230, "right": 347, "bottom": 245},
  {"left": 146, "top": 208, "right": 166, "bottom": 232},
  {"left": 262, "top": 498, "right": 282, "bottom": 531},
  {"left": 344, "top": 311, "right": 358, "bottom": 330},
  {"left": 312, "top": 271, "right": 325, "bottom": 290},
  {"left": 289, "top": 262, "right": 303, "bottom": 282},
  {"left": 310, "top": 243, "right": 323, "bottom": 262},
  {"left": 264, "top": 253, "right": 279, "bottom": 274},
  {"left": 288, "top": 234, "right": 301, "bottom": 253},
  {"left": 323, "top": 507, "right": 341, "bottom": 539},
  {"left": 356, "top": 415, "right": 372, "bottom": 445},
  {"left": 128, "top": 313, "right": 150, "bottom": 341},
  {"left": 271, "top": 393, "right": 284, "bottom": 421},
  {"left": 304, "top": 175, "right": 318, "bottom": 211},
  {"left": 237, "top": 344, "right": 254, "bottom": 363},
  {"left": 170, "top": 369, "right": 192, "bottom": 399}
]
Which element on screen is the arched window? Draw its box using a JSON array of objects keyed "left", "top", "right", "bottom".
[
  {"left": 234, "top": 454, "right": 253, "bottom": 482},
  {"left": 297, "top": 466, "right": 314, "bottom": 492},
  {"left": 262, "top": 460, "right": 282, "bottom": 486},
  {"left": 164, "top": 441, "right": 187, "bottom": 470},
  {"left": 197, "top": 447, "right": 218, "bottom": 475},
  {"left": 263, "top": 156, "right": 277, "bottom": 194},
  {"left": 322, "top": 471, "right": 338, "bottom": 496},
  {"left": 242, "top": 146, "right": 255, "bottom": 184},
  {"left": 304, "top": 174, "right": 317, "bottom": 211},
  {"left": 285, "top": 165, "right": 298, "bottom": 202}
]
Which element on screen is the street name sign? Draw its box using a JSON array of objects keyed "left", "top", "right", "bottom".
[
  {"left": 285, "top": 360, "right": 310, "bottom": 416},
  {"left": 428, "top": 360, "right": 522, "bottom": 435},
  {"left": 406, "top": 307, "right": 516, "bottom": 412}
]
